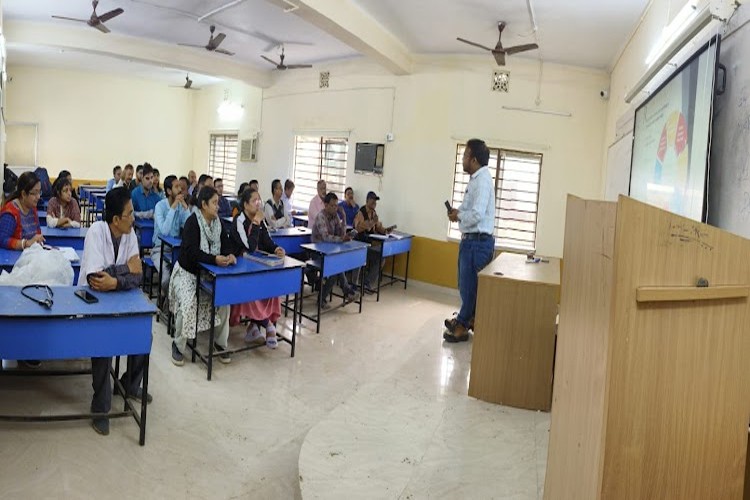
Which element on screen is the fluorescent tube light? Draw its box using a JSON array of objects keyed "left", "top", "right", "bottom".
[{"left": 502, "top": 105, "right": 572, "bottom": 118}]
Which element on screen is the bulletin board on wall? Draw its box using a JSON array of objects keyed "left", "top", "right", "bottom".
[{"left": 5, "top": 122, "right": 38, "bottom": 166}]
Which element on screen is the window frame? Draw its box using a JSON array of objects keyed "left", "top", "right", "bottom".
[
  {"left": 448, "top": 143, "right": 543, "bottom": 252},
  {"left": 207, "top": 132, "right": 239, "bottom": 195},
  {"left": 291, "top": 135, "right": 349, "bottom": 210}
]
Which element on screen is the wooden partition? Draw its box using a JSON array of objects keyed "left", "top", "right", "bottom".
[{"left": 544, "top": 195, "right": 750, "bottom": 499}]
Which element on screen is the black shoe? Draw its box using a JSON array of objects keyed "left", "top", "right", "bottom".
[
  {"left": 213, "top": 343, "right": 231, "bottom": 364},
  {"left": 125, "top": 387, "right": 153, "bottom": 404},
  {"left": 171, "top": 342, "right": 184, "bottom": 366},
  {"left": 91, "top": 417, "right": 110, "bottom": 436}
]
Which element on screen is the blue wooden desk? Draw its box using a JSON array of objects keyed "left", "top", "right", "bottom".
[
  {"left": 271, "top": 227, "right": 312, "bottom": 255},
  {"left": 135, "top": 219, "right": 155, "bottom": 251},
  {"left": 0, "top": 286, "right": 156, "bottom": 445},
  {"left": 196, "top": 256, "right": 305, "bottom": 380},
  {"left": 300, "top": 241, "right": 368, "bottom": 333},
  {"left": 0, "top": 248, "right": 83, "bottom": 283},
  {"left": 86, "top": 193, "right": 105, "bottom": 226},
  {"left": 368, "top": 232, "right": 413, "bottom": 301},
  {"left": 42, "top": 227, "right": 88, "bottom": 250},
  {"left": 292, "top": 214, "right": 309, "bottom": 227}
]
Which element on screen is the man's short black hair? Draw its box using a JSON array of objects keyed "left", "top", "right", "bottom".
[
  {"left": 164, "top": 175, "right": 177, "bottom": 193},
  {"left": 271, "top": 179, "right": 281, "bottom": 192},
  {"left": 136, "top": 165, "right": 144, "bottom": 173},
  {"left": 105, "top": 187, "right": 132, "bottom": 223},
  {"left": 113, "top": 165, "right": 122, "bottom": 176},
  {"left": 344, "top": 186, "right": 353, "bottom": 195},
  {"left": 141, "top": 164, "right": 154, "bottom": 177},
  {"left": 324, "top": 192, "right": 338, "bottom": 204},
  {"left": 179, "top": 176, "right": 188, "bottom": 183},
  {"left": 284, "top": 179, "right": 295, "bottom": 191},
  {"left": 214, "top": 178, "right": 223, "bottom": 185},
  {"left": 237, "top": 182, "right": 249, "bottom": 195},
  {"left": 198, "top": 174, "right": 209, "bottom": 186},
  {"left": 249, "top": 179, "right": 259, "bottom": 187},
  {"left": 466, "top": 139, "right": 490, "bottom": 166}
]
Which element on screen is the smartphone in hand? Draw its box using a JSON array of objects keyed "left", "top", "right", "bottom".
[{"left": 444, "top": 200, "right": 452, "bottom": 212}]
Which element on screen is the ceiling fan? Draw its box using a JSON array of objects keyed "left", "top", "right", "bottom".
[
  {"left": 457, "top": 22, "right": 538, "bottom": 66},
  {"left": 261, "top": 46, "right": 312, "bottom": 71},
  {"left": 51, "top": 0, "right": 124, "bottom": 34},
  {"left": 179, "top": 25, "right": 234, "bottom": 56},
  {"left": 170, "top": 74, "right": 200, "bottom": 90}
]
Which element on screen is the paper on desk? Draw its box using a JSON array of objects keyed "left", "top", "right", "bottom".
[
  {"left": 53, "top": 246, "right": 80, "bottom": 261},
  {"left": 370, "top": 233, "right": 405, "bottom": 240}
]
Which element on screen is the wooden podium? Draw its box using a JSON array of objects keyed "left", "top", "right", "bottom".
[
  {"left": 544, "top": 195, "right": 750, "bottom": 499},
  {"left": 468, "top": 252, "right": 560, "bottom": 411}
]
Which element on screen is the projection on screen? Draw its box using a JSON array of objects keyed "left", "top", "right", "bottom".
[{"left": 629, "top": 36, "right": 720, "bottom": 222}]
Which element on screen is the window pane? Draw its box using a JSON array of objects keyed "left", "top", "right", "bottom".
[
  {"left": 293, "top": 135, "right": 348, "bottom": 209},
  {"left": 208, "top": 134, "right": 238, "bottom": 194}
]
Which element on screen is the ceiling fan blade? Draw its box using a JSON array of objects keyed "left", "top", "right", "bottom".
[
  {"left": 261, "top": 55, "right": 279, "bottom": 66},
  {"left": 211, "top": 33, "right": 226, "bottom": 49},
  {"left": 214, "top": 48, "right": 234, "bottom": 56},
  {"left": 97, "top": 7, "right": 124, "bottom": 23},
  {"left": 178, "top": 43, "right": 206, "bottom": 48},
  {"left": 93, "top": 22, "right": 111, "bottom": 34},
  {"left": 504, "top": 43, "right": 539, "bottom": 55},
  {"left": 285, "top": 64, "right": 313, "bottom": 69},
  {"left": 51, "top": 15, "right": 88, "bottom": 23},
  {"left": 456, "top": 37, "right": 494, "bottom": 52}
]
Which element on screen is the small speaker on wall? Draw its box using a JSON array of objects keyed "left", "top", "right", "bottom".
[{"left": 240, "top": 137, "right": 258, "bottom": 162}]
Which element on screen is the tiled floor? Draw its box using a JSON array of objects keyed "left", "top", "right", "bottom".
[{"left": 0, "top": 283, "right": 549, "bottom": 499}]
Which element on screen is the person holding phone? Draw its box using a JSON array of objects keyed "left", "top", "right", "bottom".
[
  {"left": 444, "top": 139, "right": 496, "bottom": 343},
  {"left": 78, "top": 187, "right": 150, "bottom": 436},
  {"left": 311, "top": 192, "right": 359, "bottom": 308},
  {"left": 168, "top": 186, "right": 236, "bottom": 367},
  {"left": 229, "top": 188, "right": 286, "bottom": 348},
  {"left": 353, "top": 191, "right": 392, "bottom": 292}
]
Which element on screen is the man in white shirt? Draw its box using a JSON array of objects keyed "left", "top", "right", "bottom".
[
  {"left": 264, "top": 179, "right": 290, "bottom": 229},
  {"left": 78, "top": 187, "right": 152, "bottom": 435},
  {"left": 307, "top": 179, "right": 327, "bottom": 228},
  {"left": 281, "top": 179, "right": 295, "bottom": 221},
  {"left": 444, "top": 139, "right": 496, "bottom": 343}
]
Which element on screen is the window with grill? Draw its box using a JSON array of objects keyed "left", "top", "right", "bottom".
[
  {"left": 292, "top": 135, "right": 348, "bottom": 209},
  {"left": 207, "top": 133, "right": 238, "bottom": 195},
  {"left": 448, "top": 144, "right": 542, "bottom": 251}
]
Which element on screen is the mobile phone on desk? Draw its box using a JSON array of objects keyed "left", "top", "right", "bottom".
[
  {"left": 444, "top": 200, "right": 452, "bottom": 212},
  {"left": 385, "top": 224, "right": 397, "bottom": 232},
  {"left": 74, "top": 289, "right": 99, "bottom": 304}
]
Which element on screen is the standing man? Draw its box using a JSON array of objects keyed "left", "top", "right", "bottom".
[
  {"left": 78, "top": 187, "right": 152, "bottom": 435},
  {"left": 214, "top": 178, "right": 232, "bottom": 219},
  {"left": 106, "top": 165, "right": 121, "bottom": 192},
  {"left": 444, "top": 139, "right": 495, "bottom": 343},
  {"left": 307, "top": 179, "right": 327, "bottom": 228},
  {"left": 152, "top": 175, "right": 190, "bottom": 295},
  {"left": 130, "top": 164, "right": 160, "bottom": 218},
  {"left": 187, "top": 170, "right": 198, "bottom": 196},
  {"left": 264, "top": 179, "right": 290, "bottom": 229},
  {"left": 281, "top": 179, "right": 295, "bottom": 221}
]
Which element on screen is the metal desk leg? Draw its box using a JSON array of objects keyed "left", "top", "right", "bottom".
[
  {"left": 377, "top": 250, "right": 384, "bottom": 302},
  {"left": 316, "top": 259, "right": 323, "bottom": 333},
  {"left": 207, "top": 279, "right": 216, "bottom": 381},
  {"left": 404, "top": 251, "right": 410, "bottom": 289},
  {"left": 139, "top": 355, "right": 149, "bottom": 446}
]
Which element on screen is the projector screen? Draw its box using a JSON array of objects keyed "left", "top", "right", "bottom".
[{"left": 629, "top": 35, "right": 720, "bottom": 221}]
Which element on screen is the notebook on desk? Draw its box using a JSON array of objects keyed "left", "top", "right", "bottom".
[{"left": 243, "top": 251, "right": 284, "bottom": 267}]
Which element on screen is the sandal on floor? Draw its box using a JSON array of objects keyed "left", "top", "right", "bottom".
[
  {"left": 266, "top": 336, "right": 278, "bottom": 349},
  {"left": 245, "top": 325, "right": 265, "bottom": 345}
]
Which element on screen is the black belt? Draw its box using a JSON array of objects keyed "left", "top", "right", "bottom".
[{"left": 461, "top": 233, "right": 493, "bottom": 240}]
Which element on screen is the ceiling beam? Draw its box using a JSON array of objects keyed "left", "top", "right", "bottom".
[
  {"left": 4, "top": 20, "right": 271, "bottom": 88},
  {"left": 272, "top": 0, "right": 412, "bottom": 75}
]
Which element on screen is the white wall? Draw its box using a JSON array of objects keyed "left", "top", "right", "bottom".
[
  {"left": 252, "top": 56, "right": 609, "bottom": 257},
  {"left": 5, "top": 65, "right": 195, "bottom": 180}
]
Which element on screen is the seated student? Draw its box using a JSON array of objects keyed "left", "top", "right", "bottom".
[
  {"left": 249, "top": 179, "right": 259, "bottom": 193},
  {"left": 0, "top": 171, "right": 44, "bottom": 250},
  {"left": 130, "top": 164, "right": 161, "bottom": 218},
  {"left": 187, "top": 170, "right": 198, "bottom": 196},
  {"left": 353, "top": 191, "right": 392, "bottom": 291},
  {"left": 307, "top": 179, "right": 327, "bottom": 228},
  {"left": 134, "top": 165, "right": 143, "bottom": 188},
  {"left": 338, "top": 187, "right": 359, "bottom": 226},
  {"left": 264, "top": 179, "right": 290, "bottom": 229},
  {"left": 78, "top": 187, "right": 152, "bottom": 436},
  {"left": 214, "top": 177, "right": 232, "bottom": 219},
  {"left": 229, "top": 188, "right": 286, "bottom": 348},
  {"left": 152, "top": 167, "right": 164, "bottom": 198},
  {"left": 106, "top": 165, "right": 122, "bottom": 192},
  {"left": 116, "top": 164, "right": 136, "bottom": 191},
  {"left": 281, "top": 179, "right": 295, "bottom": 220},
  {"left": 179, "top": 176, "right": 190, "bottom": 198},
  {"left": 168, "top": 186, "right": 236, "bottom": 366},
  {"left": 231, "top": 182, "right": 249, "bottom": 217},
  {"left": 56, "top": 170, "right": 80, "bottom": 203},
  {"left": 46, "top": 177, "right": 82, "bottom": 228},
  {"left": 152, "top": 175, "right": 190, "bottom": 295},
  {"left": 311, "top": 192, "right": 359, "bottom": 308}
]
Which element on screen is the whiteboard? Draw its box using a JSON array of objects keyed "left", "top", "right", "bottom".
[
  {"left": 707, "top": 5, "right": 750, "bottom": 236},
  {"left": 604, "top": 133, "right": 633, "bottom": 202}
]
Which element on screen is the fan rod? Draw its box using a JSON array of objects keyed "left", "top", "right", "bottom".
[
  {"left": 197, "top": 0, "right": 245, "bottom": 22},
  {"left": 502, "top": 105, "right": 571, "bottom": 118}
]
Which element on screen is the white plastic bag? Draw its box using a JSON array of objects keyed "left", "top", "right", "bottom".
[{"left": 0, "top": 243, "right": 74, "bottom": 286}]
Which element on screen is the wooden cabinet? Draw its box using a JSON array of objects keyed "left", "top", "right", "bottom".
[
  {"left": 545, "top": 195, "right": 750, "bottom": 499},
  {"left": 468, "top": 252, "right": 560, "bottom": 411}
]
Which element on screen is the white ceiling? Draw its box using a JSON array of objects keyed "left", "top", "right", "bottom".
[{"left": 2, "top": 0, "right": 651, "bottom": 85}]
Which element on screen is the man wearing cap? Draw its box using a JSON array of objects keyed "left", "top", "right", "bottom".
[
  {"left": 444, "top": 139, "right": 495, "bottom": 343},
  {"left": 354, "top": 191, "right": 391, "bottom": 291}
]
